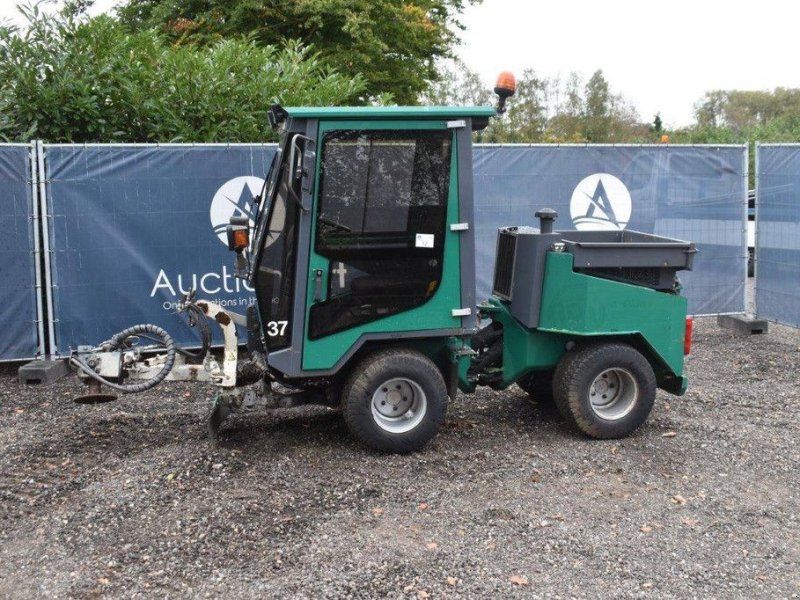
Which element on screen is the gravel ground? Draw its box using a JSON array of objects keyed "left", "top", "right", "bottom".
[{"left": 1, "top": 305, "right": 799, "bottom": 598}]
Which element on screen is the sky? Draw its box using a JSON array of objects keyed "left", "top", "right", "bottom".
[
  {"left": 456, "top": 0, "right": 800, "bottom": 127},
  {"left": 1, "top": 0, "right": 798, "bottom": 128},
  {"left": 0, "top": 0, "right": 118, "bottom": 26}
]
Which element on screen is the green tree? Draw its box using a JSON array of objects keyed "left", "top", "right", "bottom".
[
  {"left": 652, "top": 113, "right": 663, "bottom": 135},
  {"left": 0, "top": 3, "right": 364, "bottom": 142},
  {"left": 545, "top": 73, "right": 586, "bottom": 142},
  {"left": 694, "top": 88, "right": 800, "bottom": 132},
  {"left": 420, "top": 64, "right": 644, "bottom": 144},
  {"left": 583, "top": 69, "right": 610, "bottom": 141},
  {"left": 117, "top": 0, "right": 480, "bottom": 104},
  {"left": 420, "top": 58, "right": 492, "bottom": 107},
  {"left": 481, "top": 69, "right": 549, "bottom": 143},
  {"left": 543, "top": 70, "right": 642, "bottom": 143}
]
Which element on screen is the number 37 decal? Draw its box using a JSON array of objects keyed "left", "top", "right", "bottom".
[{"left": 266, "top": 321, "right": 288, "bottom": 337}]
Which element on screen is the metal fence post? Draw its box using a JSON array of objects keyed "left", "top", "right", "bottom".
[
  {"left": 37, "top": 140, "right": 58, "bottom": 356},
  {"left": 29, "top": 141, "right": 47, "bottom": 358}
]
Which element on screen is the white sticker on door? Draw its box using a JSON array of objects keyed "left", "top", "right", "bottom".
[{"left": 415, "top": 233, "right": 435, "bottom": 248}]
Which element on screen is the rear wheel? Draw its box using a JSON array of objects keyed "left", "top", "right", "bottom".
[
  {"left": 553, "top": 343, "right": 656, "bottom": 439},
  {"left": 341, "top": 349, "right": 447, "bottom": 453}
]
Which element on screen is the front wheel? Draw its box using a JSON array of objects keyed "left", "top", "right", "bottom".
[
  {"left": 341, "top": 349, "right": 448, "bottom": 453},
  {"left": 553, "top": 343, "right": 656, "bottom": 439}
]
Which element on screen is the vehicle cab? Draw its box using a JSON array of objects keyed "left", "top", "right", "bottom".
[{"left": 232, "top": 104, "right": 496, "bottom": 384}]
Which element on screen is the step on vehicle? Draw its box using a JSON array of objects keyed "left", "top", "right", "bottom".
[{"left": 68, "top": 74, "right": 696, "bottom": 452}]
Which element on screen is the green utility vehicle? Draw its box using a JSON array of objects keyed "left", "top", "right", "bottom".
[
  {"left": 70, "top": 100, "right": 695, "bottom": 453},
  {"left": 222, "top": 103, "right": 695, "bottom": 452}
]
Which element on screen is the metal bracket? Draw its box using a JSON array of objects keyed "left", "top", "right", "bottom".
[
  {"left": 192, "top": 301, "right": 239, "bottom": 387},
  {"left": 453, "top": 346, "right": 477, "bottom": 357}
]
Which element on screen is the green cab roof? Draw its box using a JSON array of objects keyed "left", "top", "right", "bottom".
[{"left": 284, "top": 106, "right": 497, "bottom": 119}]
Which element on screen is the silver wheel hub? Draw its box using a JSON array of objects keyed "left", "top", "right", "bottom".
[
  {"left": 589, "top": 368, "right": 638, "bottom": 421},
  {"left": 371, "top": 378, "right": 427, "bottom": 434}
]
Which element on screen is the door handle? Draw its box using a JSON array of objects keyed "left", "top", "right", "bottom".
[{"left": 313, "top": 269, "right": 323, "bottom": 302}]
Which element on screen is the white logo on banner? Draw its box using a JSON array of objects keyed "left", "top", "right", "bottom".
[
  {"left": 569, "top": 173, "right": 632, "bottom": 231},
  {"left": 209, "top": 176, "right": 265, "bottom": 244}
]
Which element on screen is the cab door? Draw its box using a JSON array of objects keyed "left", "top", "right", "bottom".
[{"left": 302, "top": 120, "right": 464, "bottom": 371}]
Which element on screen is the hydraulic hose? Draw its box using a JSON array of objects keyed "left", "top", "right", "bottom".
[
  {"left": 175, "top": 302, "right": 211, "bottom": 359},
  {"left": 126, "top": 304, "right": 210, "bottom": 360},
  {"left": 70, "top": 324, "right": 177, "bottom": 393}
]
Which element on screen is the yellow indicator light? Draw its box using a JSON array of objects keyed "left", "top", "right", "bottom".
[
  {"left": 494, "top": 71, "right": 517, "bottom": 97},
  {"left": 232, "top": 228, "right": 249, "bottom": 251}
]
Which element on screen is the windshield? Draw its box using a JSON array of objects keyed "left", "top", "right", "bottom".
[
  {"left": 250, "top": 134, "right": 287, "bottom": 278},
  {"left": 251, "top": 141, "right": 299, "bottom": 351}
]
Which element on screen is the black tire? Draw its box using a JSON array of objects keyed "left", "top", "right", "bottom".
[
  {"left": 341, "top": 349, "right": 447, "bottom": 453},
  {"left": 516, "top": 371, "right": 554, "bottom": 404},
  {"left": 553, "top": 342, "right": 656, "bottom": 439}
]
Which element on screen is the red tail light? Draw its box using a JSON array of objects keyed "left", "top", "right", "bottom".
[{"left": 684, "top": 317, "right": 693, "bottom": 355}]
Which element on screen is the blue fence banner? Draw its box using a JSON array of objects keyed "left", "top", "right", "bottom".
[
  {"left": 0, "top": 144, "right": 41, "bottom": 361},
  {"left": 43, "top": 143, "right": 747, "bottom": 356},
  {"left": 44, "top": 144, "right": 276, "bottom": 354},
  {"left": 756, "top": 144, "right": 800, "bottom": 328},
  {"left": 472, "top": 144, "right": 748, "bottom": 316}
]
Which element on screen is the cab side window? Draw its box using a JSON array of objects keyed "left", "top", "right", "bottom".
[{"left": 309, "top": 129, "right": 452, "bottom": 339}]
